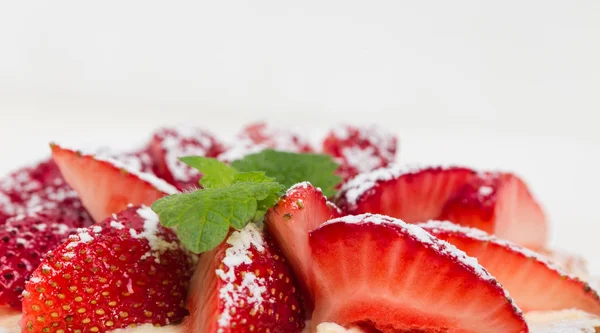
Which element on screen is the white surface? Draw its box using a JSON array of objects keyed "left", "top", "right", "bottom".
[{"left": 0, "top": 1, "right": 599, "bottom": 274}]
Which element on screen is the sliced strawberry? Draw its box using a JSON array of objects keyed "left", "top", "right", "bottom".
[
  {"left": 322, "top": 124, "right": 398, "bottom": 181},
  {"left": 265, "top": 182, "right": 341, "bottom": 309},
  {"left": 0, "top": 208, "right": 90, "bottom": 310},
  {"left": 22, "top": 205, "right": 194, "bottom": 332},
  {"left": 336, "top": 165, "right": 476, "bottom": 223},
  {"left": 51, "top": 144, "right": 177, "bottom": 222},
  {"left": 108, "top": 148, "right": 156, "bottom": 175},
  {"left": 0, "top": 159, "right": 89, "bottom": 226},
  {"left": 537, "top": 248, "right": 589, "bottom": 280},
  {"left": 239, "top": 122, "right": 313, "bottom": 153},
  {"left": 184, "top": 223, "right": 305, "bottom": 333},
  {"left": 149, "top": 126, "right": 225, "bottom": 190},
  {"left": 420, "top": 221, "right": 600, "bottom": 315},
  {"left": 438, "top": 172, "right": 547, "bottom": 248},
  {"left": 308, "top": 214, "right": 527, "bottom": 333}
]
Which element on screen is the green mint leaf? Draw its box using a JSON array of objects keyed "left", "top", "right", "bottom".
[
  {"left": 179, "top": 156, "right": 237, "bottom": 188},
  {"left": 232, "top": 171, "right": 277, "bottom": 184},
  {"left": 231, "top": 149, "right": 342, "bottom": 197},
  {"left": 151, "top": 181, "right": 284, "bottom": 253}
]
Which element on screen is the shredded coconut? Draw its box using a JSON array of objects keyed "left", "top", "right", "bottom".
[
  {"left": 131, "top": 206, "right": 179, "bottom": 263},
  {"left": 110, "top": 221, "right": 125, "bottom": 230}
]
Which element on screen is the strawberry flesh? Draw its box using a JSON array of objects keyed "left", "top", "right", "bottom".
[
  {"left": 21, "top": 205, "right": 193, "bottom": 332},
  {"left": 184, "top": 223, "right": 305, "bottom": 333},
  {"left": 309, "top": 214, "right": 528, "bottom": 333},
  {"left": 421, "top": 221, "right": 600, "bottom": 315},
  {"left": 149, "top": 126, "right": 225, "bottom": 190},
  {"left": 322, "top": 125, "right": 398, "bottom": 181},
  {"left": 439, "top": 172, "right": 548, "bottom": 248},
  {"left": 51, "top": 144, "right": 177, "bottom": 222},
  {"left": 336, "top": 166, "right": 476, "bottom": 223},
  {"left": 265, "top": 182, "right": 341, "bottom": 308},
  {"left": 0, "top": 208, "right": 91, "bottom": 310}
]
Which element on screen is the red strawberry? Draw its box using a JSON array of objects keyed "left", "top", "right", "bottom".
[
  {"left": 21, "top": 205, "right": 194, "bottom": 332},
  {"left": 184, "top": 223, "right": 305, "bottom": 333},
  {"left": 0, "top": 208, "right": 90, "bottom": 310},
  {"left": 265, "top": 182, "right": 341, "bottom": 308},
  {"left": 438, "top": 172, "right": 547, "bottom": 248},
  {"left": 149, "top": 126, "right": 225, "bottom": 190},
  {"left": 108, "top": 148, "right": 156, "bottom": 175},
  {"left": 239, "top": 122, "right": 313, "bottom": 153},
  {"left": 322, "top": 125, "right": 398, "bottom": 181},
  {"left": 0, "top": 159, "right": 89, "bottom": 226},
  {"left": 538, "top": 249, "right": 589, "bottom": 279},
  {"left": 420, "top": 221, "right": 600, "bottom": 315},
  {"left": 336, "top": 165, "right": 476, "bottom": 223},
  {"left": 51, "top": 144, "right": 177, "bottom": 222},
  {"left": 308, "top": 214, "right": 528, "bottom": 333}
]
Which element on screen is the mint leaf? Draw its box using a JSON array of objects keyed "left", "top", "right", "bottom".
[
  {"left": 180, "top": 156, "right": 237, "bottom": 188},
  {"left": 232, "top": 171, "right": 277, "bottom": 184},
  {"left": 152, "top": 181, "right": 284, "bottom": 253},
  {"left": 231, "top": 149, "right": 342, "bottom": 197}
]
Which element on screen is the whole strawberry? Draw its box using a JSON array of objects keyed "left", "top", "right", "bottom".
[
  {"left": 21, "top": 205, "right": 194, "bottom": 333},
  {"left": 0, "top": 208, "right": 90, "bottom": 310}
]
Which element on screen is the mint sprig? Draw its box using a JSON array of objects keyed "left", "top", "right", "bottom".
[{"left": 151, "top": 151, "right": 340, "bottom": 253}]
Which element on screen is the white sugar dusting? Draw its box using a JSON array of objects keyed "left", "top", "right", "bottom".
[
  {"left": 215, "top": 223, "right": 270, "bottom": 330},
  {"left": 341, "top": 146, "right": 382, "bottom": 174},
  {"left": 478, "top": 185, "right": 493, "bottom": 196},
  {"left": 96, "top": 156, "right": 178, "bottom": 195},
  {"left": 132, "top": 206, "right": 180, "bottom": 263},
  {"left": 217, "top": 139, "right": 268, "bottom": 163},
  {"left": 110, "top": 221, "right": 125, "bottom": 230}
]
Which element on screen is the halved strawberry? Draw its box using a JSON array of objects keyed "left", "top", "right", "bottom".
[
  {"left": 149, "top": 126, "right": 225, "bottom": 190},
  {"left": 438, "top": 172, "right": 547, "bottom": 248},
  {"left": 184, "top": 223, "right": 305, "bottom": 333},
  {"left": 308, "top": 214, "right": 528, "bottom": 333},
  {"left": 51, "top": 144, "right": 177, "bottom": 222},
  {"left": 21, "top": 205, "right": 194, "bottom": 332},
  {"left": 0, "top": 159, "right": 88, "bottom": 226},
  {"left": 322, "top": 124, "right": 398, "bottom": 181},
  {"left": 265, "top": 182, "right": 341, "bottom": 307},
  {"left": 0, "top": 208, "right": 91, "bottom": 310},
  {"left": 239, "top": 122, "right": 313, "bottom": 153},
  {"left": 420, "top": 221, "right": 600, "bottom": 315},
  {"left": 336, "top": 165, "right": 475, "bottom": 223}
]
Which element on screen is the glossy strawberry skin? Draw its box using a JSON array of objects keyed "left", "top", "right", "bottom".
[
  {"left": 421, "top": 221, "right": 600, "bottom": 315},
  {"left": 439, "top": 172, "right": 548, "bottom": 248},
  {"left": 21, "top": 206, "right": 193, "bottom": 333},
  {"left": 322, "top": 125, "right": 398, "bottom": 181},
  {"left": 51, "top": 144, "right": 177, "bottom": 222},
  {"left": 0, "top": 208, "right": 91, "bottom": 310},
  {"left": 308, "top": 215, "right": 528, "bottom": 333},
  {"left": 184, "top": 224, "right": 305, "bottom": 333}
]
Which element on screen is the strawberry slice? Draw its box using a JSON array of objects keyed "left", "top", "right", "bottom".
[
  {"left": 239, "top": 122, "right": 313, "bottom": 153},
  {"left": 21, "top": 205, "right": 194, "bottom": 332},
  {"left": 336, "top": 166, "right": 475, "bottom": 223},
  {"left": 108, "top": 148, "right": 156, "bottom": 175},
  {"left": 420, "top": 221, "right": 600, "bottom": 315},
  {"left": 0, "top": 159, "right": 89, "bottom": 226},
  {"left": 308, "top": 214, "right": 528, "bottom": 333},
  {"left": 322, "top": 124, "right": 398, "bottom": 181},
  {"left": 51, "top": 144, "right": 177, "bottom": 222},
  {"left": 438, "top": 172, "right": 547, "bottom": 248},
  {"left": 149, "top": 126, "right": 225, "bottom": 190},
  {"left": 265, "top": 182, "right": 341, "bottom": 308},
  {"left": 184, "top": 223, "right": 305, "bottom": 333},
  {"left": 0, "top": 208, "right": 91, "bottom": 310}
]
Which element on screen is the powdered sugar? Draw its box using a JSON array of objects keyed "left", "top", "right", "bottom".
[
  {"left": 132, "top": 206, "right": 180, "bottom": 263},
  {"left": 340, "top": 146, "right": 382, "bottom": 174},
  {"left": 217, "top": 139, "right": 268, "bottom": 163},
  {"left": 96, "top": 156, "right": 178, "bottom": 195},
  {"left": 66, "top": 228, "right": 97, "bottom": 249},
  {"left": 526, "top": 309, "right": 600, "bottom": 333},
  {"left": 110, "top": 221, "right": 125, "bottom": 230},
  {"left": 215, "top": 223, "right": 270, "bottom": 331}
]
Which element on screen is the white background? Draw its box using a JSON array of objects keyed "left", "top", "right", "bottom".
[{"left": 0, "top": 1, "right": 598, "bottom": 274}]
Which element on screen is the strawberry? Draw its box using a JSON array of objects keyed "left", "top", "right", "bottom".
[
  {"left": 420, "top": 221, "right": 600, "bottom": 315},
  {"left": 538, "top": 249, "right": 589, "bottom": 280},
  {"left": 265, "top": 182, "right": 341, "bottom": 308},
  {"left": 51, "top": 144, "right": 178, "bottom": 222},
  {"left": 108, "top": 148, "right": 156, "bottom": 175},
  {"left": 308, "top": 214, "right": 528, "bottom": 333},
  {"left": 322, "top": 125, "right": 398, "bottom": 181},
  {"left": 336, "top": 165, "right": 476, "bottom": 223},
  {"left": 0, "top": 159, "right": 89, "bottom": 226},
  {"left": 438, "top": 172, "right": 547, "bottom": 248},
  {"left": 21, "top": 205, "right": 194, "bottom": 333},
  {"left": 149, "top": 126, "right": 225, "bottom": 190},
  {"left": 184, "top": 223, "right": 305, "bottom": 333},
  {"left": 239, "top": 122, "right": 313, "bottom": 153},
  {"left": 0, "top": 208, "right": 90, "bottom": 310}
]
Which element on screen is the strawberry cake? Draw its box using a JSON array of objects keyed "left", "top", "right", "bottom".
[{"left": 0, "top": 123, "right": 598, "bottom": 333}]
